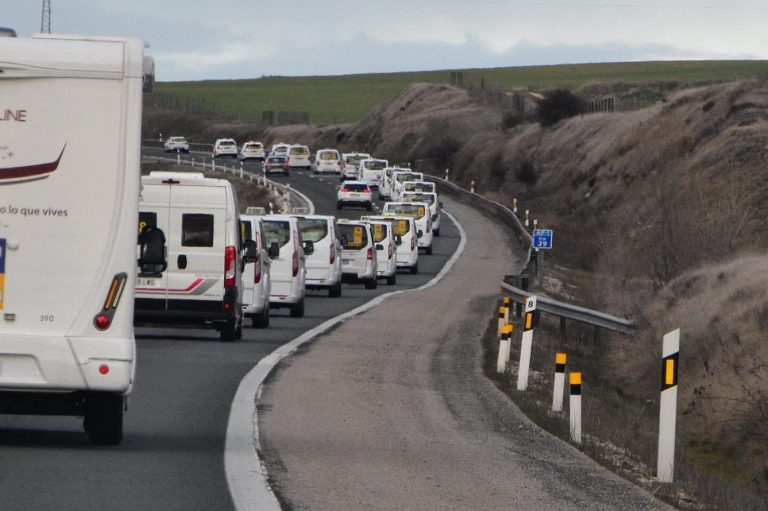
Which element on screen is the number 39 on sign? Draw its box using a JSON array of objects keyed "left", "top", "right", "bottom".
[{"left": 532, "top": 229, "right": 553, "bottom": 250}]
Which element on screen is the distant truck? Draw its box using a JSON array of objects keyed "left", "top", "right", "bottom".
[{"left": 0, "top": 33, "right": 150, "bottom": 444}]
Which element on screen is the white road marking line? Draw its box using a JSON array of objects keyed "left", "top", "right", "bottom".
[{"left": 225, "top": 211, "right": 466, "bottom": 511}]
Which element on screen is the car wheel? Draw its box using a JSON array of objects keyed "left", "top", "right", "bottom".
[
  {"left": 220, "top": 317, "right": 237, "bottom": 342},
  {"left": 83, "top": 393, "right": 124, "bottom": 445},
  {"left": 386, "top": 273, "right": 397, "bottom": 285},
  {"left": 426, "top": 245, "right": 433, "bottom": 255},
  {"left": 410, "top": 263, "right": 418, "bottom": 275},
  {"left": 289, "top": 299, "right": 305, "bottom": 318},
  {"left": 329, "top": 280, "right": 342, "bottom": 298},
  {"left": 253, "top": 304, "right": 270, "bottom": 328}
]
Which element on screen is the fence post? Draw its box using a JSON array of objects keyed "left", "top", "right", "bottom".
[
  {"left": 570, "top": 372, "right": 582, "bottom": 443},
  {"left": 517, "top": 295, "right": 537, "bottom": 391},
  {"left": 552, "top": 352, "right": 567, "bottom": 412},
  {"left": 657, "top": 328, "right": 680, "bottom": 483}
]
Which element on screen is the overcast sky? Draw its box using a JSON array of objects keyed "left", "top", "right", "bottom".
[{"left": 5, "top": 1, "right": 767, "bottom": 81}]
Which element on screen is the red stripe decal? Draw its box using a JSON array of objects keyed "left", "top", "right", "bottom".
[{"left": 0, "top": 145, "right": 66, "bottom": 180}]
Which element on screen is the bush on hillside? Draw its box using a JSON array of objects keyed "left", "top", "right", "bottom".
[
  {"left": 426, "top": 136, "right": 461, "bottom": 170},
  {"left": 537, "top": 89, "right": 584, "bottom": 127},
  {"left": 515, "top": 160, "right": 537, "bottom": 186}
]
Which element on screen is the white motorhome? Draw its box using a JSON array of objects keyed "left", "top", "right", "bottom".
[
  {"left": 135, "top": 172, "right": 246, "bottom": 342},
  {"left": 0, "top": 34, "right": 145, "bottom": 444}
]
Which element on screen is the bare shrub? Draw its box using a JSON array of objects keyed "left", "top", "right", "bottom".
[
  {"left": 538, "top": 89, "right": 584, "bottom": 127},
  {"left": 515, "top": 160, "right": 537, "bottom": 186},
  {"left": 488, "top": 151, "right": 507, "bottom": 183}
]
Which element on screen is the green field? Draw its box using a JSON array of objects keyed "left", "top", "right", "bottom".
[{"left": 153, "top": 60, "right": 768, "bottom": 125}]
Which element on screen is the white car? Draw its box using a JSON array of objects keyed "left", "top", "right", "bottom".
[
  {"left": 313, "top": 148, "right": 342, "bottom": 174},
  {"left": 341, "top": 152, "right": 370, "bottom": 181},
  {"left": 270, "top": 143, "right": 291, "bottom": 157},
  {"left": 213, "top": 138, "right": 238, "bottom": 158},
  {"left": 382, "top": 201, "right": 434, "bottom": 254},
  {"left": 297, "top": 215, "right": 343, "bottom": 297},
  {"left": 239, "top": 141, "right": 266, "bottom": 161},
  {"left": 338, "top": 220, "right": 378, "bottom": 289},
  {"left": 164, "top": 136, "right": 190, "bottom": 153},
  {"left": 288, "top": 144, "right": 311, "bottom": 169},
  {"left": 337, "top": 181, "right": 373, "bottom": 210},
  {"left": 263, "top": 215, "right": 307, "bottom": 317},
  {"left": 366, "top": 215, "right": 419, "bottom": 274},
  {"left": 240, "top": 215, "right": 272, "bottom": 327},
  {"left": 401, "top": 191, "right": 442, "bottom": 236},
  {"left": 359, "top": 158, "right": 388, "bottom": 188},
  {"left": 367, "top": 219, "right": 397, "bottom": 285}
]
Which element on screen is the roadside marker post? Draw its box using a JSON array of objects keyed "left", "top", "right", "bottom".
[
  {"left": 445, "top": 168, "right": 449, "bottom": 181},
  {"left": 497, "top": 306, "right": 509, "bottom": 336},
  {"left": 552, "top": 352, "right": 567, "bottom": 412},
  {"left": 470, "top": 180, "right": 476, "bottom": 193},
  {"left": 569, "top": 372, "right": 582, "bottom": 443},
  {"left": 240, "top": 161, "right": 244, "bottom": 178},
  {"left": 516, "top": 296, "right": 537, "bottom": 391},
  {"left": 513, "top": 198, "right": 518, "bottom": 214},
  {"left": 176, "top": 152, "right": 181, "bottom": 165},
  {"left": 524, "top": 209, "right": 530, "bottom": 229},
  {"left": 496, "top": 324, "right": 514, "bottom": 374},
  {"left": 657, "top": 328, "right": 680, "bottom": 483}
]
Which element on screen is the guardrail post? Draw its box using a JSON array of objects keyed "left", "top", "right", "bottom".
[
  {"left": 569, "top": 372, "right": 582, "bottom": 443},
  {"left": 240, "top": 161, "right": 244, "bottom": 178},
  {"left": 524, "top": 209, "right": 530, "bottom": 229},
  {"left": 470, "top": 180, "right": 476, "bottom": 193},
  {"left": 496, "top": 324, "right": 514, "bottom": 373},
  {"left": 211, "top": 157, "right": 215, "bottom": 171},
  {"left": 191, "top": 157, "right": 195, "bottom": 168},
  {"left": 513, "top": 198, "right": 518, "bottom": 214},
  {"left": 159, "top": 133, "right": 162, "bottom": 141},
  {"left": 517, "top": 296, "right": 537, "bottom": 391},
  {"left": 657, "top": 328, "right": 680, "bottom": 483},
  {"left": 552, "top": 352, "right": 567, "bottom": 412},
  {"left": 445, "top": 168, "right": 450, "bottom": 181}
]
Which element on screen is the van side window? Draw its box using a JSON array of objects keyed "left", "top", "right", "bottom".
[{"left": 182, "top": 214, "right": 214, "bottom": 247}]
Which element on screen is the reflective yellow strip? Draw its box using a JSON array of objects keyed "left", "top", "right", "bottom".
[
  {"left": 104, "top": 278, "right": 120, "bottom": 310},
  {"left": 502, "top": 297, "right": 510, "bottom": 306},
  {"left": 525, "top": 312, "right": 533, "bottom": 330},
  {"left": 0, "top": 273, "right": 4, "bottom": 310},
  {"left": 502, "top": 324, "right": 514, "bottom": 335},
  {"left": 570, "top": 372, "right": 581, "bottom": 385},
  {"left": 665, "top": 359, "right": 675, "bottom": 386},
  {"left": 498, "top": 307, "right": 507, "bottom": 318},
  {"left": 556, "top": 352, "right": 567, "bottom": 365}
]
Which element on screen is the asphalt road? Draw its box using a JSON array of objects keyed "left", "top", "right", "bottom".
[
  {"left": 258, "top": 197, "right": 671, "bottom": 510},
  {"left": 0, "top": 149, "right": 461, "bottom": 510}
]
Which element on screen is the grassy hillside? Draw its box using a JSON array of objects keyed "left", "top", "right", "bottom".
[{"left": 154, "top": 60, "right": 768, "bottom": 125}]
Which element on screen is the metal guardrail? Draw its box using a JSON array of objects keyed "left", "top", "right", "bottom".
[{"left": 423, "top": 172, "right": 635, "bottom": 335}]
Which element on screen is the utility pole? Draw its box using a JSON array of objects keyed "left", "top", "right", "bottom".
[{"left": 41, "top": 0, "right": 51, "bottom": 33}]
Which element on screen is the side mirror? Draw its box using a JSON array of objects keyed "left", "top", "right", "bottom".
[
  {"left": 138, "top": 227, "right": 167, "bottom": 276},
  {"left": 303, "top": 240, "right": 314, "bottom": 255},
  {"left": 375, "top": 243, "right": 384, "bottom": 251},
  {"left": 243, "top": 239, "right": 258, "bottom": 263},
  {"left": 395, "top": 235, "right": 402, "bottom": 246},
  {"left": 268, "top": 241, "right": 280, "bottom": 259},
  {"left": 417, "top": 230, "right": 423, "bottom": 238}
]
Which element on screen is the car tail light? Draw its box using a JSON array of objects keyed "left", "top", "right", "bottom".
[
  {"left": 225, "top": 245, "right": 237, "bottom": 288},
  {"left": 341, "top": 186, "right": 349, "bottom": 192},
  {"left": 330, "top": 242, "right": 336, "bottom": 264},
  {"left": 254, "top": 256, "right": 262, "bottom": 284},
  {"left": 292, "top": 250, "right": 299, "bottom": 277},
  {"left": 367, "top": 247, "right": 373, "bottom": 261}
]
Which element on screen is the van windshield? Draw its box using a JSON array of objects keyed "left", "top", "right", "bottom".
[
  {"left": 396, "top": 173, "right": 423, "bottom": 183},
  {"left": 263, "top": 220, "right": 291, "bottom": 248},
  {"left": 385, "top": 204, "right": 426, "bottom": 220},
  {"left": 290, "top": 146, "right": 309, "bottom": 156},
  {"left": 364, "top": 160, "right": 386, "bottom": 171},
  {"left": 298, "top": 218, "right": 329, "bottom": 242},
  {"left": 339, "top": 224, "right": 368, "bottom": 250},
  {"left": 318, "top": 151, "right": 338, "bottom": 161},
  {"left": 404, "top": 182, "right": 433, "bottom": 192},
  {"left": 371, "top": 223, "right": 387, "bottom": 243}
]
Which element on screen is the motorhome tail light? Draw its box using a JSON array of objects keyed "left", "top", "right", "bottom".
[
  {"left": 224, "top": 245, "right": 237, "bottom": 288},
  {"left": 99, "top": 364, "right": 110, "bottom": 375},
  {"left": 367, "top": 247, "right": 374, "bottom": 261},
  {"left": 93, "top": 272, "right": 128, "bottom": 331},
  {"left": 292, "top": 250, "right": 299, "bottom": 277}
]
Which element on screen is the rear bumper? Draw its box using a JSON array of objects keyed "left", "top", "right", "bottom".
[{"left": 134, "top": 298, "right": 238, "bottom": 325}]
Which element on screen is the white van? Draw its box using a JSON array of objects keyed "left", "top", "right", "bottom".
[
  {"left": 401, "top": 191, "right": 442, "bottom": 236},
  {"left": 379, "top": 166, "right": 406, "bottom": 201},
  {"left": 135, "top": 172, "right": 246, "bottom": 342},
  {"left": 313, "top": 148, "right": 342, "bottom": 175},
  {"left": 367, "top": 220, "right": 397, "bottom": 285},
  {"left": 297, "top": 215, "right": 343, "bottom": 297},
  {"left": 240, "top": 215, "right": 272, "bottom": 327},
  {"left": 359, "top": 158, "right": 388, "bottom": 188},
  {"left": 338, "top": 221, "right": 378, "bottom": 289},
  {"left": 382, "top": 201, "right": 434, "bottom": 254},
  {"left": 288, "top": 144, "right": 311, "bottom": 170},
  {"left": 263, "top": 215, "right": 307, "bottom": 316},
  {"left": 402, "top": 180, "right": 436, "bottom": 194},
  {"left": 341, "top": 152, "right": 370, "bottom": 181},
  {"left": 366, "top": 215, "right": 420, "bottom": 274},
  {"left": 0, "top": 34, "right": 145, "bottom": 444},
  {"left": 392, "top": 171, "right": 424, "bottom": 201}
]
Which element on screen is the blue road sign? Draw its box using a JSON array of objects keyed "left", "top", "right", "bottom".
[{"left": 532, "top": 229, "right": 553, "bottom": 250}]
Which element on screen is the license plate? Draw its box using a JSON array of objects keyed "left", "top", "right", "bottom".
[
  {"left": 342, "top": 259, "right": 352, "bottom": 265},
  {"left": 136, "top": 278, "right": 160, "bottom": 287}
]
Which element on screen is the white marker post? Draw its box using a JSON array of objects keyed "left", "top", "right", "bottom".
[
  {"left": 496, "top": 324, "right": 514, "bottom": 374},
  {"left": 497, "top": 306, "right": 509, "bottom": 336},
  {"left": 445, "top": 168, "right": 449, "bottom": 181},
  {"left": 516, "top": 296, "right": 537, "bottom": 391},
  {"left": 569, "top": 371, "right": 582, "bottom": 443},
  {"left": 657, "top": 328, "right": 680, "bottom": 483},
  {"left": 552, "top": 352, "right": 567, "bottom": 412},
  {"left": 513, "top": 198, "right": 518, "bottom": 214},
  {"left": 470, "top": 180, "right": 476, "bottom": 193},
  {"left": 524, "top": 209, "right": 530, "bottom": 229},
  {"left": 176, "top": 152, "right": 181, "bottom": 165}
]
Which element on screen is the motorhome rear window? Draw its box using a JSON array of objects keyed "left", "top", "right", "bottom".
[
  {"left": 182, "top": 214, "right": 214, "bottom": 247},
  {"left": 263, "top": 220, "right": 291, "bottom": 248},
  {"left": 298, "top": 218, "right": 329, "bottom": 242},
  {"left": 138, "top": 212, "right": 157, "bottom": 243},
  {"left": 339, "top": 224, "right": 367, "bottom": 250},
  {"left": 386, "top": 204, "right": 426, "bottom": 219}
]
